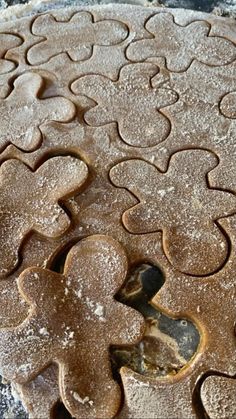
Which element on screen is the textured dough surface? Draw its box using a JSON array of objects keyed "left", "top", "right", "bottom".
[{"left": 0, "top": 3, "right": 235, "bottom": 418}]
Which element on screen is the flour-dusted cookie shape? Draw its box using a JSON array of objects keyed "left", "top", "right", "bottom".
[
  {"left": 0, "top": 235, "right": 144, "bottom": 419},
  {"left": 27, "top": 12, "right": 128, "bottom": 65},
  {"left": 0, "top": 156, "right": 88, "bottom": 277},
  {"left": 220, "top": 91, "right": 236, "bottom": 119},
  {"left": 0, "top": 72, "right": 75, "bottom": 153},
  {"left": 201, "top": 376, "right": 236, "bottom": 418},
  {"left": 0, "top": 3, "right": 236, "bottom": 417},
  {"left": 14, "top": 364, "right": 59, "bottom": 419},
  {"left": 119, "top": 217, "right": 236, "bottom": 418},
  {"left": 120, "top": 367, "right": 197, "bottom": 419},
  {"left": 0, "top": 33, "right": 22, "bottom": 73},
  {"left": 127, "top": 13, "right": 236, "bottom": 72},
  {"left": 72, "top": 62, "right": 178, "bottom": 147},
  {"left": 110, "top": 150, "right": 236, "bottom": 276}
]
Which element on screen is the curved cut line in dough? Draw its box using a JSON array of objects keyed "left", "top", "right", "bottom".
[
  {"left": 109, "top": 149, "right": 236, "bottom": 276},
  {"left": 27, "top": 11, "right": 129, "bottom": 66}
]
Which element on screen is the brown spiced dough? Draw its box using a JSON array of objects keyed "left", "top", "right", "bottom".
[
  {"left": 0, "top": 235, "right": 144, "bottom": 418},
  {"left": 0, "top": 33, "right": 22, "bottom": 73},
  {"left": 126, "top": 12, "right": 236, "bottom": 71},
  {"left": 119, "top": 214, "right": 236, "bottom": 418},
  {"left": 28, "top": 11, "right": 128, "bottom": 65},
  {"left": 0, "top": 72, "right": 75, "bottom": 152},
  {"left": 110, "top": 150, "right": 236, "bottom": 275},
  {"left": 220, "top": 91, "right": 236, "bottom": 119},
  {"left": 72, "top": 62, "right": 178, "bottom": 147},
  {"left": 14, "top": 364, "right": 59, "bottom": 419},
  {"left": 0, "top": 155, "right": 88, "bottom": 276},
  {"left": 200, "top": 375, "right": 236, "bottom": 418},
  {"left": 0, "top": 3, "right": 235, "bottom": 418}
]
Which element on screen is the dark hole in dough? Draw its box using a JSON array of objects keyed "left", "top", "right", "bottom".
[
  {"left": 51, "top": 246, "right": 200, "bottom": 382},
  {"left": 52, "top": 400, "right": 74, "bottom": 419},
  {"left": 111, "top": 263, "right": 200, "bottom": 380}
]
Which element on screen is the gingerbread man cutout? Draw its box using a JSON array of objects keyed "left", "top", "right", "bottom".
[
  {"left": 110, "top": 150, "right": 236, "bottom": 275},
  {"left": 0, "top": 72, "right": 75, "bottom": 153},
  {"left": 72, "top": 62, "right": 177, "bottom": 147},
  {"left": 127, "top": 13, "right": 236, "bottom": 72},
  {"left": 0, "top": 235, "right": 144, "bottom": 418},
  {"left": 0, "top": 156, "right": 88, "bottom": 276},
  {"left": 28, "top": 12, "right": 128, "bottom": 65}
]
